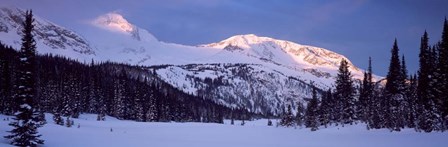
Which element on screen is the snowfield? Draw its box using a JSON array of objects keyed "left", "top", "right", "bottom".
[{"left": 1, "top": 114, "right": 447, "bottom": 147}]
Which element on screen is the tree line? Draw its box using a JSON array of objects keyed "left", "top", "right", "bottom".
[
  {"left": 0, "top": 44, "right": 253, "bottom": 123},
  {"left": 281, "top": 18, "right": 448, "bottom": 133}
]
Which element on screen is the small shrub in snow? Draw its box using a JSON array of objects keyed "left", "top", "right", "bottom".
[
  {"left": 53, "top": 113, "right": 64, "bottom": 126},
  {"left": 66, "top": 117, "right": 72, "bottom": 127}
]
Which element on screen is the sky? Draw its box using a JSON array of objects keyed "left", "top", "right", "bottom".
[{"left": 2, "top": 0, "right": 448, "bottom": 76}]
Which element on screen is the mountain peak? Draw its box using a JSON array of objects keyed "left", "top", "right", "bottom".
[
  {"left": 234, "top": 34, "right": 261, "bottom": 39},
  {"left": 226, "top": 34, "right": 271, "bottom": 45},
  {"left": 90, "top": 12, "right": 158, "bottom": 42},
  {"left": 204, "top": 33, "right": 361, "bottom": 75},
  {"left": 92, "top": 12, "right": 135, "bottom": 34},
  {"left": 202, "top": 34, "right": 274, "bottom": 49}
]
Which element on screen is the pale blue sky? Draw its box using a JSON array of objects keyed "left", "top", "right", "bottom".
[{"left": 2, "top": 0, "right": 448, "bottom": 76}]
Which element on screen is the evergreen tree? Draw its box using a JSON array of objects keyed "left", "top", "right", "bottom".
[
  {"left": 400, "top": 55, "right": 410, "bottom": 128},
  {"left": 417, "top": 31, "right": 436, "bottom": 132},
  {"left": 113, "top": 69, "right": 127, "bottom": 119},
  {"left": 384, "top": 39, "right": 405, "bottom": 131},
  {"left": 368, "top": 87, "right": 382, "bottom": 129},
  {"left": 364, "top": 57, "right": 382, "bottom": 129},
  {"left": 96, "top": 113, "right": 106, "bottom": 121},
  {"left": 96, "top": 77, "right": 106, "bottom": 121},
  {"left": 437, "top": 18, "right": 448, "bottom": 131},
  {"left": 359, "top": 57, "right": 373, "bottom": 123},
  {"left": 53, "top": 112, "right": 64, "bottom": 126},
  {"left": 406, "top": 74, "right": 418, "bottom": 128},
  {"left": 4, "top": 10, "right": 44, "bottom": 146},
  {"left": 334, "top": 59, "right": 355, "bottom": 125},
  {"left": 146, "top": 84, "right": 158, "bottom": 122},
  {"left": 87, "top": 61, "right": 98, "bottom": 114},
  {"left": 37, "top": 110, "right": 46, "bottom": 126},
  {"left": 295, "top": 101, "right": 305, "bottom": 127},
  {"left": 0, "top": 48, "right": 13, "bottom": 114},
  {"left": 319, "top": 89, "right": 332, "bottom": 127},
  {"left": 60, "top": 77, "right": 73, "bottom": 117},
  {"left": 400, "top": 55, "right": 408, "bottom": 88},
  {"left": 280, "top": 104, "right": 294, "bottom": 127},
  {"left": 305, "top": 87, "right": 320, "bottom": 131},
  {"left": 267, "top": 119, "right": 272, "bottom": 126},
  {"left": 66, "top": 117, "right": 72, "bottom": 128},
  {"left": 358, "top": 71, "right": 369, "bottom": 121},
  {"left": 385, "top": 39, "right": 403, "bottom": 94},
  {"left": 134, "top": 79, "right": 145, "bottom": 122}
]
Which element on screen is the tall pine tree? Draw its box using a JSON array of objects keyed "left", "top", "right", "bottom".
[
  {"left": 334, "top": 59, "right": 355, "bottom": 125},
  {"left": 319, "top": 88, "right": 332, "bottom": 127},
  {"left": 406, "top": 74, "right": 418, "bottom": 128},
  {"left": 359, "top": 57, "right": 374, "bottom": 122},
  {"left": 385, "top": 39, "right": 403, "bottom": 94},
  {"left": 4, "top": 10, "right": 44, "bottom": 146},
  {"left": 400, "top": 55, "right": 410, "bottom": 128},
  {"left": 305, "top": 87, "right": 320, "bottom": 131},
  {"left": 416, "top": 31, "right": 436, "bottom": 132},
  {"left": 113, "top": 69, "right": 127, "bottom": 119},
  {"left": 438, "top": 18, "right": 448, "bottom": 131},
  {"left": 295, "top": 101, "right": 305, "bottom": 127},
  {"left": 383, "top": 39, "right": 405, "bottom": 131}
]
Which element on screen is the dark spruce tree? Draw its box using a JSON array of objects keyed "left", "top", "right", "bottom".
[
  {"left": 429, "top": 44, "right": 440, "bottom": 130},
  {"left": 334, "top": 59, "right": 355, "bottom": 125},
  {"left": 280, "top": 104, "right": 294, "bottom": 127},
  {"left": 0, "top": 44, "right": 15, "bottom": 115},
  {"left": 134, "top": 77, "right": 145, "bottom": 122},
  {"left": 437, "top": 18, "right": 448, "bottom": 131},
  {"left": 267, "top": 118, "right": 272, "bottom": 126},
  {"left": 319, "top": 88, "right": 333, "bottom": 127},
  {"left": 399, "top": 55, "right": 411, "bottom": 128},
  {"left": 406, "top": 74, "right": 418, "bottom": 129},
  {"left": 4, "top": 10, "right": 44, "bottom": 146},
  {"left": 383, "top": 39, "right": 405, "bottom": 131},
  {"left": 113, "top": 69, "right": 127, "bottom": 119},
  {"left": 358, "top": 71, "right": 369, "bottom": 121},
  {"left": 368, "top": 84, "right": 383, "bottom": 129},
  {"left": 385, "top": 39, "right": 403, "bottom": 94},
  {"left": 359, "top": 57, "right": 374, "bottom": 123},
  {"left": 400, "top": 55, "right": 409, "bottom": 92},
  {"left": 417, "top": 31, "right": 437, "bottom": 132},
  {"left": 53, "top": 112, "right": 64, "bottom": 126},
  {"left": 295, "top": 101, "right": 305, "bottom": 127},
  {"left": 364, "top": 57, "right": 382, "bottom": 129},
  {"left": 305, "top": 87, "right": 320, "bottom": 131}
]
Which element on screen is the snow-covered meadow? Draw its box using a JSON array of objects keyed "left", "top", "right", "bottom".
[{"left": 1, "top": 114, "right": 447, "bottom": 147}]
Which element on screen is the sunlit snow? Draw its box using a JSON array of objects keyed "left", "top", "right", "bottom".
[
  {"left": 1, "top": 114, "right": 447, "bottom": 147},
  {"left": 91, "top": 12, "right": 136, "bottom": 35}
]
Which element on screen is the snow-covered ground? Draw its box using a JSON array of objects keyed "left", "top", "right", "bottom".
[{"left": 1, "top": 114, "right": 447, "bottom": 147}]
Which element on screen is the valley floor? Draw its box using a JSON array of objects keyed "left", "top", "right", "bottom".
[{"left": 0, "top": 114, "right": 447, "bottom": 147}]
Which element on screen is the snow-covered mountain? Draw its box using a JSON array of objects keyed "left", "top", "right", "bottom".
[
  {"left": 203, "top": 34, "right": 360, "bottom": 73},
  {"left": 0, "top": 7, "right": 381, "bottom": 114},
  {"left": 0, "top": 8, "right": 95, "bottom": 57},
  {"left": 153, "top": 63, "right": 319, "bottom": 114}
]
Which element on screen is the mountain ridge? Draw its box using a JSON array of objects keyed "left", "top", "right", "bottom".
[{"left": 0, "top": 7, "right": 382, "bottom": 114}]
